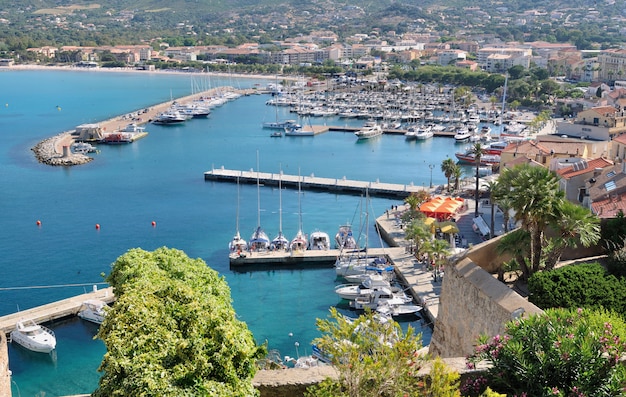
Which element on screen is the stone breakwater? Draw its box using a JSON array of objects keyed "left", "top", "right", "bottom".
[{"left": 31, "top": 131, "right": 93, "bottom": 166}]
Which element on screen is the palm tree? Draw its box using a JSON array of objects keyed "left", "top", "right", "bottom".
[
  {"left": 469, "top": 142, "right": 487, "bottom": 217},
  {"left": 499, "top": 164, "right": 563, "bottom": 274},
  {"left": 405, "top": 220, "right": 433, "bottom": 257},
  {"left": 543, "top": 200, "right": 600, "bottom": 270},
  {"left": 452, "top": 164, "right": 463, "bottom": 192},
  {"left": 441, "top": 158, "right": 456, "bottom": 193}
]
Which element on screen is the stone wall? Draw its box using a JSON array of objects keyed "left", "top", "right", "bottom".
[
  {"left": 0, "top": 333, "right": 10, "bottom": 397},
  {"left": 430, "top": 256, "right": 543, "bottom": 358}
]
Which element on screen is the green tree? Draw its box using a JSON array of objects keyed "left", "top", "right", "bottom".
[
  {"left": 469, "top": 143, "right": 487, "bottom": 217},
  {"left": 465, "top": 308, "right": 626, "bottom": 397},
  {"left": 441, "top": 158, "right": 456, "bottom": 193},
  {"left": 498, "top": 165, "right": 562, "bottom": 275},
  {"left": 95, "top": 247, "right": 264, "bottom": 397},
  {"left": 307, "top": 307, "right": 427, "bottom": 397}
]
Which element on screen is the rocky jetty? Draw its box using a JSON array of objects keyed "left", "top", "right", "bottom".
[{"left": 31, "top": 132, "right": 93, "bottom": 166}]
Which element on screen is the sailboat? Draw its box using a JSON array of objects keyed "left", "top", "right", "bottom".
[
  {"left": 271, "top": 168, "right": 289, "bottom": 251},
  {"left": 335, "top": 189, "right": 390, "bottom": 277},
  {"left": 229, "top": 177, "right": 248, "bottom": 254},
  {"left": 290, "top": 169, "right": 308, "bottom": 252},
  {"left": 250, "top": 152, "right": 270, "bottom": 251}
]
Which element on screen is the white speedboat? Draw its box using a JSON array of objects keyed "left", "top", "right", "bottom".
[
  {"left": 71, "top": 141, "right": 96, "bottom": 154},
  {"left": 354, "top": 121, "right": 383, "bottom": 140},
  {"left": 335, "top": 255, "right": 391, "bottom": 277},
  {"left": 10, "top": 320, "right": 56, "bottom": 353},
  {"left": 414, "top": 125, "right": 433, "bottom": 140},
  {"left": 309, "top": 230, "right": 330, "bottom": 250},
  {"left": 77, "top": 299, "right": 108, "bottom": 325},
  {"left": 335, "top": 273, "right": 401, "bottom": 301},
  {"left": 349, "top": 286, "right": 414, "bottom": 310}
]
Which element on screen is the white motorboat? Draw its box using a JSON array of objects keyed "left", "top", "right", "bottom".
[
  {"left": 354, "top": 121, "right": 383, "bottom": 140},
  {"left": 335, "top": 224, "right": 358, "bottom": 250},
  {"left": 10, "top": 320, "right": 56, "bottom": 353},
  {"left": 263, "top": 119, "right": 301, "bottom": 130},
  {"left": 453, "top": 127, "right": 471, "bottom": 142},
  {"left": 118, "top": 123, "right": 146, "bottom": 133},
  {"left": 404, "top": 125, "right": 418, "bottom": 140},
  {"left": 284, "top": 125, "right": 314, "bottom": 136},
  {"left": 335, "top": 273, "right": 402, "bottom": 301},
  {"left": 376, "top": 300, "right": 423, "bottom": 317},
  {"left": 309, "top": 230, "right": 330, "bottom": 250},
  {"left": 349, "top": 286, "right": 414, "bottom": 311},
  {"left": 414, "top": 125, "right": 433, "bottom": 140},
  {"left": 77, "top": 299, "right": 108, "bottom": 325},
  {"left": 335, "top": 255, "right": 391, "bottom": 277},
  {"left": 152, "top": 110, "right": 187, "bottom": 124}
]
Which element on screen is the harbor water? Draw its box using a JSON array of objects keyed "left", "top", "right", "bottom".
[{"left": 0, "top": 69, "right": 463, "bottom": 396}]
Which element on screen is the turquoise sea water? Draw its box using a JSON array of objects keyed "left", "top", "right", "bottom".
[{"left": 0, "top": 69, "right": 459, "bottom": 396}]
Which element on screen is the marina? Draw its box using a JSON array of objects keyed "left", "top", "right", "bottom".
[
  {"left": 205, "top": 168, "right": 426, "bottom": 198},
  {"left": 0, "top": 69, "right": 514, "bottom": 395}
]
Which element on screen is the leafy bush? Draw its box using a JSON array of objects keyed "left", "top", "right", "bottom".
[
  {"left": 527, "top": 263, "right": 626, "bottom": 316},
  {"left": 465, "top": 308, "right": 626, "bottom": 396}
]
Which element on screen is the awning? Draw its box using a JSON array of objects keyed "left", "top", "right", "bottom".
[
  {"left": 440, "top": 222, "right": 459, "bottom": 234},
  {"left": 424, "top": 217, "right": 437, "bottom": 226}
]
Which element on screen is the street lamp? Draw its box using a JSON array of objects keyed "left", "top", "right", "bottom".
[{"left": 428, "top": 164, "right": 435, "bottom": 188}]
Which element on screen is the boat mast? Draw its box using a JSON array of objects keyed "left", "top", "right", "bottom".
[
  {"left": 278, "top": 165, "right": 283, "bottom": 235},
  {"left": 236, "top": 176, "right": 241, "bottom": 236},
  {"left": 297, "top": 167, "right": 303, "bottom": 233},
  {"left": 256, "top": 150, "right": 261, "bottom": 229},
  {"left": 499, "top": 73, "right": 508, "bottom": 138}
]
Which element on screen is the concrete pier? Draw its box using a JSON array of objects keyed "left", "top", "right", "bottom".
[
  {"left": 0, "top": 286, "right": 114, "bottom": 335},
  {"left": 205, "top": 168, "right": 426, "bottom": 199}
]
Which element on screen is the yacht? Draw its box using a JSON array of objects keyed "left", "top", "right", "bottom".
[
  {"left": 284, "top": 125, "right": 314, "bottom": 137},
  {"left": 10, "top": 320, "right": 56, "bottom": 353},
  {"left": 414, "top": 125, "right": 434, "bottom": 140},
  {"left": 453, "top": 127, "right": 471, "bottom": 142},
  {"left": 152, "top": 109, "right": 187, "bottom": 124},
  {"left": 335, "top": 224, "right": 358, "bottom": 250},
  {"left": 354, "top": 121, "right": 383, "bottom": 140},
  {"left": 77, "top": 299, "right": 108, "bottom": 325}
]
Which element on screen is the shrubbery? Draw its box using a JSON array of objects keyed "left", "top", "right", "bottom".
[{"left": 527, "top": 262, "right": 626, "bottom": 316}]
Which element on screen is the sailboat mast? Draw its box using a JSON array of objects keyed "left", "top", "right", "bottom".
[
  {"left": 256, "top": 150, "right": 261, "bottom": 228},
  {"left": 297, "top": 167, "right": 303, "bottom": 232},
  {"left": 236, "top": 176, "right": 240, "bottom": 234},
  {"left": 499, "top": 74, "right": 508, "bottom": 137},
  {"left": 278, "top": 165, "right": 283, "bottom": 234}
]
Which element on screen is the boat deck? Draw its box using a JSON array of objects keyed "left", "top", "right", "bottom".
[
  {"left": 204, "top": 169, "right": 426, "bottom": 198},
  {"left": 0, "top": 287, "right": 114, "bottom": 335}
]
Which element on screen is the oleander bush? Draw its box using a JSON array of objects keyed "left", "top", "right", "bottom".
[{"left": 464, "top": 308, "right": 626, "bottom": 397}]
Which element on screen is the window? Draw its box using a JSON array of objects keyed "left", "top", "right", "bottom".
[{"left": 606, "top": 180, "right": 617, "bottom": 192}]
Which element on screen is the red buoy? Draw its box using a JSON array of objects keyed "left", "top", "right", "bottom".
[
  {"left": 95, "top": 224, "right": 100, "bottom": 230},
  {"left": 36, "top": 220, "right": 41, "bottom": 226},
  {"left": 151, "top": 221, "right": 156, "bottom": 227}
]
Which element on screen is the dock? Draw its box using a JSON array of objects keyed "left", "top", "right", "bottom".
[
  {"left": 0, "top": 286, "right": 114, "bottom": 335},
  {"left": 204, "top": 168, "right": 426, "bottom": 198},
  {"left": 229, "top": 247, "right": 391, "bottom": 267}
]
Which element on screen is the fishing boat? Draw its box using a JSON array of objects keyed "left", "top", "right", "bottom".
[
  {"left": 77, "top": 299, "right": 108, "bottom": 325},
  {"left": 354, "top": 121, "right": 383, "bottom": 140},
  {"left": 10, "top": 320, "right": 56, "bottom": 353}
]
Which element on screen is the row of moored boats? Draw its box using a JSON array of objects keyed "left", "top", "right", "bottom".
[{"left": 9, "top": 299, "right": 108, "bottom": 355}]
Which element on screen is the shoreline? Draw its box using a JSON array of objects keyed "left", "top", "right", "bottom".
[{"left": 1, "top": 63, "right": 293, "bottom": 81}]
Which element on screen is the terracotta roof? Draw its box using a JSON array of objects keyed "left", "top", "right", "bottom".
[
  {"left": 591, "top": 194, "right": 626, "bottom": 218},
  {"left": 613, "top": 134, "right": 626, "bottom": 145},
  {"left": 557, "top": 157, "right": 613, "bottom": 178},
  {"left": 587, "top": 163, "right": 626, "bottom": 202},
  {"left": 589, "top": 106, "right": 618, "bottom": 116}
]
